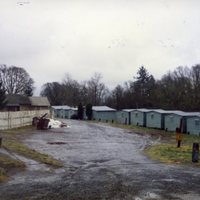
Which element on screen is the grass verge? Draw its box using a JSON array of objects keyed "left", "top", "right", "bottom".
[
  {"left": 145, "top": 136, "right": 200, "bottom": 167},
  {"left": 2, "top": 139, "right": 63, "bottom": 167},
  {"left": 0, "top": 126, "right": 63, "bottom": 182},
  {"left": 0, "top": 168, "right": 7, "bottom": 182},
  {"left": 109, "top": 122, "right": 200, "bottom": 166},
  {"left": 144, "top": 144, "right": 200, "bottom": 166},
  {"left": 0, "top": 154, "right": 25, "bottom": 183},
  {"left": 0, "top": 153, "right": 25, "bottom": 169}
]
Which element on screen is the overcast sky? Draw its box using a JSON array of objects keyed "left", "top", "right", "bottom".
[{"left": 1, "top": 0, "right": 200, "bottom": 95}]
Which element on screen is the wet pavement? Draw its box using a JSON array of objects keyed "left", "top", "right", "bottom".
[{"left": 0, "top": 120, "right": 200, "bottom": 200}]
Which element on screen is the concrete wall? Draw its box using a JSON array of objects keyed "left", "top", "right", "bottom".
[
  {"left": 0, "top": 110, "right": 50, "bottom": 130},
  {"left": 93, "top": 111, "right": 116, "bottom": 123}
]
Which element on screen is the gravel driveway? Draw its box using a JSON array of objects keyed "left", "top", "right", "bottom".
[{"left": 0, "top": 120, "right": 200, "bottom": 200}]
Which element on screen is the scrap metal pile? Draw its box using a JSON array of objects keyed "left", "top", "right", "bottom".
[{"left": 33, "top": 113, "right": 67, "bottom": 130}]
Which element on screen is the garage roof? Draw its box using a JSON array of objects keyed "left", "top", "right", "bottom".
[{"left": 92, "top": 106, "right": 116, "bottom": 111}]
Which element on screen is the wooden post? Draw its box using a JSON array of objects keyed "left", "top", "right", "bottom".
[{"left": 176, "top": 127, "right": 182, "bottom": 148}]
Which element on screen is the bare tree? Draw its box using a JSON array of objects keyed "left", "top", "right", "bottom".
[
  {"left": 111, "top": 85, "right": 124, "bottom": 110},
  {"left": 190, "top": 64, "right": 200, "bottom": 110},
  {"left": 155, "top": 66, "right": 192, "bottom": 110},
  {"left": 86, "top": 73, "right": 108, "bottom": 105},
  {"left": 62, "top": 74, "right": 81, "bottom": 106},
  {"left": 0, "top": 64, "right": 34, "bottom": 96}
]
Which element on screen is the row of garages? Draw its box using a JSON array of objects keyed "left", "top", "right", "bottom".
[
  {"left": 52, "top": 106, "right": 200, "bottom": 136},
  {"left": 117, "top": 109, "right": 200, "bottom": 136},
  {"left": 52, "top": 105, "right": 116, "bottom": 122}
]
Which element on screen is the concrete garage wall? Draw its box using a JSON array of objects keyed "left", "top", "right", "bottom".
[
  {"left": 131, "top": 111, "right": 146, "bottom": 126},
  {"left": 146, "top": 111, "right": 163, "bottom": 129},
  {"left": 164, "top": 114, "right": 182, "bottom": 132},
  {"left": 186, "top": 116, "right": 200, "bottom": 136},
  {"left": 93, "top": 111, "right": 116, "bottom": 123},
  {"left": 0, "top": 110, "right": 50, "bottom": 130},
  {"left": 116, "top": 111, "right": 129, "bottom": 125}
]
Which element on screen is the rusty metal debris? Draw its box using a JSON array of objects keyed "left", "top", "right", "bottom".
[{"left": 32, "top": 113, "right": 67, "bottom": 130}]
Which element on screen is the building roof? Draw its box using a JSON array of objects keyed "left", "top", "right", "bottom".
[
  {"left": 29, "top": 97, "right": 50, "bottom": 106},
  {"left": 133, "top": 109, "right": 181, "bottom": 114},
  {"left": 92, "top": 106, "right": 116, "bottom": 112},
  {"left": 135, "top": 108, "right": 153, "bottom": 113},
  {"left": 150, "top": 109, "right": 172, "bottom": 114},
  {"left": 168, "top": 111, "right": 200, "bottom": 117},
  {"left": 5, "top": 94, "right": 31, "bottom": 106},
  {"left": 140, "top": 109, "right": 200, "bottom": 117},
  {"left": 71, "top": 107, "right": 78, "bottom": 111},
  {"left": 122, "top": 109, "right": 135, "bottom": 112}
]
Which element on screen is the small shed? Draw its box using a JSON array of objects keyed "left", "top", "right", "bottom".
[
  {"left": 164, "top": 111, "right": 198, "bottom": 133},
  {"left": 164, "top": 111, "right": 185, "bottom": 132},
  {"left": 29, "top": 97, "right": 50, "bottom": 110},
  {"left": 116, "top": 109, "right": 134, "bottom": 125},
  {"left": 52, "top": 105, "right": 77, "bottom": 119},
  {"left": 92, "top": 106, "right": 116, "bottom": 123},
  {"left": 131, "top": 109, "right": 152, "bottom": 127},
  {"left": 146, "top": 109, "right": 172, "bottom": 129},
  {"left": 3, "top": 94, "right": 31, "bottom": 111}
]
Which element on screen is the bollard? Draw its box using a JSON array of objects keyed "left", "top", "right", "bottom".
[
  {"left": 0, "top": 137, "right": 2, "bottom": 148},
  {"left": 192, "top": 143, "right": 199, "bottom": 163},
  {"left": 176, "top": 128, "right": 182, "bottom": 148}
]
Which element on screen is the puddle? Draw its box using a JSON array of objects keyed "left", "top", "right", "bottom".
[
  {"left": 47, "top": 141, "right": 67, "bottom": 145},
  {"left": 8, "top": 173, "right": 61, "bottom": 185},
  {"left": 136, "top": 191, "right": 161, "bottom": 200}
]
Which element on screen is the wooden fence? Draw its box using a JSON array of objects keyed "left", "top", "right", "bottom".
[{"left": 0, "top": 110, "right": 50, "bottom": 130}]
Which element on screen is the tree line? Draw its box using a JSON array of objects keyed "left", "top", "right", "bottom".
[
  {"left": 40, "top": 73, "right": 108, "bottom": 107},
  {"left": 110, "top": 64, "right": 200, "bottom": 111},
  {"left": 40, "top": 64, "right": 200, "bottom": 112},
  {"left": 1, "top": 63, "right": 200, "bottom": 111}
]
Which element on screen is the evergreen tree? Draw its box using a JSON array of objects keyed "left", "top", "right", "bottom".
[
  {"left": 0, "top": 82, "right": 6, "bottom": 109},
  {"left": 86, "top": 103, "right": 93, "bottom": 120},
  {"left": 133, "top": 66, "right": 155, "bottom": 108},
  {"left": 78, "top": 103, "right": 84, "bottom": 120}
]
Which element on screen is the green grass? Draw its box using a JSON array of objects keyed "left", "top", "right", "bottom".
[
  {"left": 0, "top": 126, "right": 35, "bottom": 136},
  {"left": 0, "top": 153, "right": 25, "bottom": 169},
  {"left": 145, "top": 135, "right": 200, "bottom": 166},
  {"left": 0, "top": 154, "right": 25, "bottom": 183},
  {"left": 109, "top": 122, "right": 200, "bottom": 166},
  {"left": 0, "top": 168, "right": 7, "bottom": 182},
  {"left": 2, "top": 139, "right": 63, "bottom": 167},
  {"left": 144, "top": 144, "right": 198, "bottom": 165},
  {"left": 181, "top": 134, "right": 200, "bottom": 144}
]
